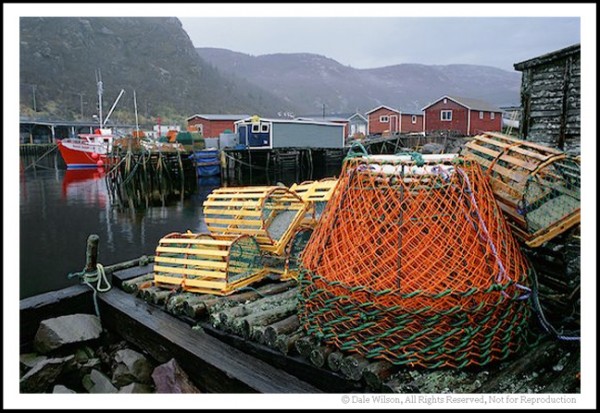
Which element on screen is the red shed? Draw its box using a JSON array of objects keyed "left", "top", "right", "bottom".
[
  {"left": 366, "top": 105, "right": 424, "bottom": 135},
  {"left": 422, "top": 96, "right": 502, "bottom": 135},
  {"left": 187, "top": 114, "right": 250, "bottom": 138},
  {"left": 366, "top": 105, "right": 400, "bottom": 135}
]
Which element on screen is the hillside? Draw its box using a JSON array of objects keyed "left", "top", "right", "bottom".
[
  {"left": 196, "top": 47, "right": 521, "bottom": 114},
  {"left": 19, "top": 17, "right": 295, "bottom": 126}
]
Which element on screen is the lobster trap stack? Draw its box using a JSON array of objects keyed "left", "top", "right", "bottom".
[
  {"left": 298, "top": 153, "right": 532, "bottom": 368},
  {"left": 461, "top": 132, "right": 580, "bottom": 247}
]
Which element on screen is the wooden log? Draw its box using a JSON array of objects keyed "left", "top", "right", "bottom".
[
  {"left": 541, "top": 353, "right": 580, "bottom": 393},
  {"left": 295, "top": 335, "right": 318, "bottom": 359},
  {"left": 140, "top": 285, "right": 162, "bottom": 303},
  {"left": 184, "top": 296, "right": 222, "bottom": 319},
  {"left": 264, "top": 315, "right": 300, "bottom": 347},
  {"left": 165, "top": 292, "right": 196, "bottom": 315},
  {"left": 97, "top": 288, "right": 319, "bottom": 393},
  {"left": 309, "top": 345, "right": 334, "bottom": 368},
  {"left": 250, "top": 326, "right": 267, "bottom": 344},
  {"left": 275, "top": 330, "right": 304, "bottom": 355},
  {"left": 327, "top": 351, "right": 344, "bottom": 372},
  {"left": 476, "top": 340, "right": 558, "bottom": 393},
  {"left": 340, "top": 354, "right": 370, "bottom": 381},
  {"left": 111, "top": 263, "right": 154, "bottom": 290},
  {"left": 122, "top": 274, "right": 154, "bottom": 294},
  {"left": 240, "top": 301, "right": 297, "bottom": 339},
  {"left": 150, "top": 289, "right": 174, "bottom": 306},
  {"left": 223, "top": 280, "right": 297, "bottom": 304},
  {"left": 362, "top": 360, "right": 397, "bottom": 391}
]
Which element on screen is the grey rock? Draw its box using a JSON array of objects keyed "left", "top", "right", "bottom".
[
  {"left": 118, "top": 382, "right": 153, "bottom": 393},
  {"left": 152, "top": 358, "right": 201, "bottom": 393},
  {"left": 20, "top": 355, "right": 75, "bottom": 393},
  {"left": 420, "top": 142, "right": 445, "bottom": 154},
  {"left": 74, "top": 346, "right": 96, "bottom": 364},
  {"left": 112, "top": 348, "right": 153, "bottom": 386},
  {"left": 52, "top": 384, "right": 76, "bottom": 394},
  {"left": 82, "top": 369, "right": 118, "bottom": 393},
  {"left": 34, "top": 314, "right": 102, "bottom": 354},
  {"left": 20, "top": 353, "right": 47, "bottom": 375}
]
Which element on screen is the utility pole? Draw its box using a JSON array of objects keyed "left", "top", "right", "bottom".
[{"left": 31, "top": 84, "right": 37, "bottom": 112}]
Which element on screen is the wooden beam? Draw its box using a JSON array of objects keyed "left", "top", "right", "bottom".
[{"left": 97, "top": 288, "right": 319, "bottom": 393}]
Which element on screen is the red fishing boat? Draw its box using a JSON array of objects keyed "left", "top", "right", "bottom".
[{"left": 57, "top": 128, "right": 114, "bottom": 169}]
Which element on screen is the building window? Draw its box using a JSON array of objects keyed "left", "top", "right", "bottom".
[
  {"left": 261, "top": 123, "right": 270, "bottom": 133},
  {"left": 491, "top": 112, "right": 495, "bottom": 120},
  {"left": 479, "top": 111, "right": 484, "bottom": 119},
  {"left": 441, "top": 110, "right": 452, "bottom": 121},
  {"left": 411, "top": 115, "right": 417, "bottom": 124},
  {"left": 251, "top": 124, "right": 260, "bottom": 133},
  {"left": 443, "top": 98, "right": 447, "bottom": 104},
  {"left": 380, "top": 115, "right": 389, "bottom": 123}
]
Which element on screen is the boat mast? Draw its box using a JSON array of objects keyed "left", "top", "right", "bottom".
[
  {"left": 96, "top": 69, "right": 103, "bottom": 128},
  {"left": 133, "top": 89, "right": 140, "bottom": 136}
]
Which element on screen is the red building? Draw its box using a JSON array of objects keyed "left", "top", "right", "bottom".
[
  {"left": 422, "top": 96, "right": 502, "bottom": 135},
  {"left": 186, "top": 114, "right": 249, "bottom": 138},
  {"left": 366, "top": 105, "right": 424, "bottom": 135}
]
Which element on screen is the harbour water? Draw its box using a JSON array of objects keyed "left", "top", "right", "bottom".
[{"left": 18, "top": 152, "right": 341, "bottom": 298}]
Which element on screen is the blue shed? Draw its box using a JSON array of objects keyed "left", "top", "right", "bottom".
[{"left": 234, "top": 117, "right": 345, "bottom": 149}]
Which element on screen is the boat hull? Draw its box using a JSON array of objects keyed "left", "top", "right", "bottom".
[{"left": 57, "top": 140, "right": 108, "bottom": 169}]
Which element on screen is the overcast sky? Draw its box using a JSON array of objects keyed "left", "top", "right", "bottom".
[{"left": 179, "top": 16, "right": 580, "bottom": 72}]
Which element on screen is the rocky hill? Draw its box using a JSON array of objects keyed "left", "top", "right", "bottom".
[
  {"left": 196, "top": 47, "right": 521, "bottom": 114},
  {"left": 19, "top": 17, "right": 295, "bottom": 126}
]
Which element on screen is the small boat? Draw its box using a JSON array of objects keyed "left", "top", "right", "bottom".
[{"left": 57, "top": 128, "right": 114, "bottom": 169}]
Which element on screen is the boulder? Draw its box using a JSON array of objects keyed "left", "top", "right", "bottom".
[
  {"left": 52, "top": 384, "right": 76, "bottom": 394},
  {"left": 112, "top": 348, "right": 153, "bottom": 386},
  {"left": 34, "top": 314, "right": 102, "bottom": 354},
  {"left": 420, "top": 142, "right": 445, "bottom": 154},
  {"left": 20, "top": 355, "right": 75, "bottom": 393},
  {"left": 118, "top": 382, "right": 153, "bottom": 393},
  {"left": 82, "top": 369, "right": 118, "bottom": 393},
  {"left": 20, "top": 353, "right": 47, "bottom": 375},
  {"left": 151, "top": 358, "right": 200, "bottom": 393}
]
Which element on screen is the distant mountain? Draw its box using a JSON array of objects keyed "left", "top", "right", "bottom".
[
  {"left": 196, "top": 47, "right": 521, "bottom": 114},
  {"left": 19, "top": 17, "right": 295, "bottom": 125}
]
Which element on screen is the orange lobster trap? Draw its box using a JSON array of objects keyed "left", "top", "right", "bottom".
[
  {"left": 153, "top": 232, "right": 267, "bottom": 295},
  {"left": 298, "top": 151, "right": 531, "bottom": 369},
  {"left": 462, "top": 132, "right": 580, "bottom": 247}
]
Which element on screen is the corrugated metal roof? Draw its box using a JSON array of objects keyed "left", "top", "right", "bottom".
[
  {"left": 422, "top": 96, "right": 501, "bottom": 112},
  {"left": 187, "top": 114, "right": 250, "bottom": 121}
]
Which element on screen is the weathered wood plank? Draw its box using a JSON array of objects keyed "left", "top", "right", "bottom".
[
  {"left": 97, "top": 288, "right": 319, "bottom": 393},
  {"left": 20, "top": 285, "right": 94, "bottom": 349}
]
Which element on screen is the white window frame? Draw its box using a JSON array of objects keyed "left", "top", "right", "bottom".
[
  {"left": 443, "top": 98, "right": 447, "bottom": 104},
  {"left": 411, "top": 115, "right": 417, "bottom": 124},
  {"left": 479, "top": 111, "right": 484, "bottom": 120},
  {"left": 491, "top": 112, "right": 495, "bottom": 120},
  {"left": 260, "top": 123, "right": 270, "bottom": 133},
  {"left": 379, "top": 115, "right": 389, "bottom": 123},
  {"left": 251, "top": 123, "right": 260, "bottom": 133},
  {"left": 441, "top": 110, "right": 452, "bottom": 121}
]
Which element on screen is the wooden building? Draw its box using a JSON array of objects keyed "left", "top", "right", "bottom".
[
  {"left": 422, "top": 95, "right": 502, "bottom": 136},
  {"left": 296, "top": 112, "right": 368, "bottom": 140},
  {"left": 366, "top": 105, "right": 424, "bottom": 135},
  {"left": 187, "top": 114, "right": 249, "bottom": 138},
  {"left": 234, "top": 117, "right": 345, "bottom": 149},
  {"left": 514, "top": 44, "right": 580, "bottom": 154}
]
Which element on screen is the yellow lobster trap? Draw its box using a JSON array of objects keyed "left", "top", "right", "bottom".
[
  {"left": 202, "top": 186, "right": 309, "bottom": 256},
  {"left": 462, "top": 132, "right": 580, "bottom": 247},
  {"left": 153, "top": 232, "right": 267, "bottom": 295},
  {"left": 290, "top": 178, "right": 339, "bottom": 225}
]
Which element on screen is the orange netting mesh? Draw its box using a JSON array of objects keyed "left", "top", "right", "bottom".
[{"left": 298, "top": 153, "right": 532, "bottom": 368}]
